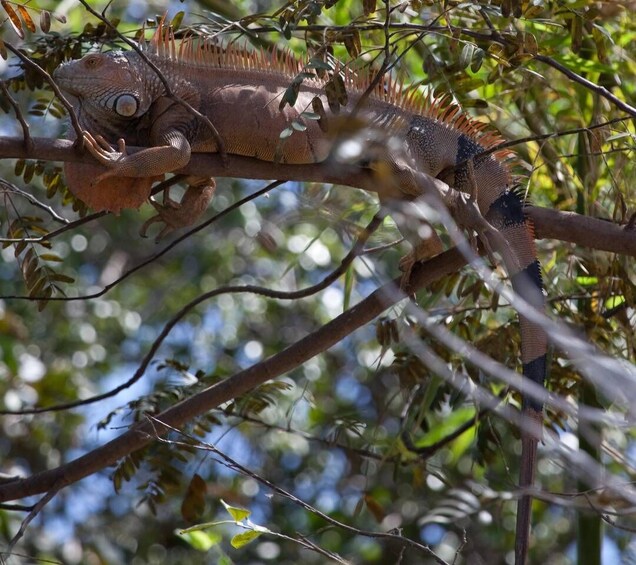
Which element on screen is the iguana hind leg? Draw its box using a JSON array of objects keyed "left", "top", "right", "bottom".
[{"left": 140, "top": 176, "right": 216, "bottom": 242}]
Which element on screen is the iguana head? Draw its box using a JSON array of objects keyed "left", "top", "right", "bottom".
[{"left": 54, "top": 51, "right": 153, "bottom": 131}]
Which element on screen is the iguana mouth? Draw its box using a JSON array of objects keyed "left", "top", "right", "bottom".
[{"left": 53, "top": 64, "right": 82, "bottom": 97}]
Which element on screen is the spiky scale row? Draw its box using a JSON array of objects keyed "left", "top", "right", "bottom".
[{"left": 144, "top": 19, "right": 515, "bottom": 168}]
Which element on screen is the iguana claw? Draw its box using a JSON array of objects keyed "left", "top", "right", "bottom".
[
  {"left": 81, "top": 131, "right": 129, "bottom": 185},
  {"left": 140, "top": 177, "right": 216, "bottom": 242}
]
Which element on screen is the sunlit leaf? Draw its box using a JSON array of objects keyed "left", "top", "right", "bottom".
[
  {"left": 1, "top": 1, "right": 24, "bottom": 38},
  {"left": 176, "top": 529, "right": 221, "bottom": 551},
  {"left": 16, "top": 5, "right": 36, "bottom": 33},
  {"left": 221, "top": 499, "right": 251, "bottom": 522},
  {"left": 230, "top": 530, "right": 262, "bottom": 548}
]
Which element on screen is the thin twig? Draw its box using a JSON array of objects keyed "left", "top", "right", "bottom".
[
  {"left": 0, "top": 80, "right": 32, "bottom": 150},
  {"left": 7, "top": 489, "right": 59, "bottom": 553},
  {"left": 4, "top": 42, "right": 83, "bottom": 139},
  {"left": 1, "top": 180, "right": 282, "bottom": 300},
  {"left": 0, "top": 179, "right": 70, "bottom": 224},
  {"left": 154, "top": 421, "right": 451, "bottom": 565},
  {"left": 534, "top": 54, "right": 636, "bottom": 118}
]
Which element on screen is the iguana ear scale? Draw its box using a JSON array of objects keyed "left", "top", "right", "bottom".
[{"left": 114, "top": 94, "right": 139, "bottom": 117}]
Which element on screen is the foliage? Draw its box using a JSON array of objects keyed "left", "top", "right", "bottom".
[{"left": 0, "top": 1, "right": 634, "bottom": 564}]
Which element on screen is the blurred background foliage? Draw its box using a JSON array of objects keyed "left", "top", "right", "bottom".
[{"left": 0, "top": 0, "right": 635, "bottom": 563}]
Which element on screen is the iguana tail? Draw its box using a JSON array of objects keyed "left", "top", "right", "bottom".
[
  {"left": 405, "top": 109, "right": 547, "bottom": 563},
  {"left": 487, "top": 187, "right": 547, "bottom": 565}
]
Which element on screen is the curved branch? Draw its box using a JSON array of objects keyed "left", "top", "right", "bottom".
[
  {"left": 533, "top": 55, "right": 636, "bottom": 119},
  {"left": 0, "top": 247, "right": 464, "bottom": 502},
  {"left": 0, "top": 213, "right": 383, "bottom": 414}
]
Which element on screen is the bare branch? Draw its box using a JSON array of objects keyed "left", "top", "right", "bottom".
[
  {"left": 3, "top": 43, "right": 84, "bottom": 140},
  {"left": 0, "top": 80, "right": 32, "bottom": 148},
  {"left": 159, "top": 423, "right": 450, "bottom": 565},
  {"left": 533, "top": 55, "right": 636, "bottom": 119}
]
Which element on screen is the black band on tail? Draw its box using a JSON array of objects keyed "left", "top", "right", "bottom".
[{"left": 522, "top": 356, "right": 547, "bottom": 411}]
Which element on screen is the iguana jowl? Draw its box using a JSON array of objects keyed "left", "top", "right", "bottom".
[{"left": 53, "top": 23, "right": 547, "bottom": 563}]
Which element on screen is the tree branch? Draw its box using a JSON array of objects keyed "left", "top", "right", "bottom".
[
  {"left": 0, "top": 248, "right": 464, "bottom": 503},
  {"left": 533, "top": 55, "right": 636, "bottom": 119},
  {"left": 1, "top": 136, "right": 634, "bottom": 257},
  {"left": 528, "top": 207, "right": 636, "bottom": 257}
]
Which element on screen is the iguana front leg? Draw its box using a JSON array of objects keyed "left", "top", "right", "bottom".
[
  {"left": 140, "top": 177, "right": 216, "bottom": 241},
  {"left": 82, "top": 129, "right": 192, "bottom": 186},
  {"left": 81, "top": 91, "right": 207, "bottom": 185}
]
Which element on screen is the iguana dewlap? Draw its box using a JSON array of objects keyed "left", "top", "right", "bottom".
[{"left": 53, "top": 23, "right": 547, "bottom": 564}]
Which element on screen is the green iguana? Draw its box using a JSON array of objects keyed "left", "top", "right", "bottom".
[{"left": 53, "top": 22, "right": 547, "bottom": 564}]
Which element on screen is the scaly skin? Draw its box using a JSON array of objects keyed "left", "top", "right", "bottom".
[{"left": 54, "top": 24, "right": 547, "bottom": 563}]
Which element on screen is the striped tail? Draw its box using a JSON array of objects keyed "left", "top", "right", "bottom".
[
  {"left": 487, "top": 188, "right": 548, "bottom": 565},
  {"left": 403, "top": 104, "right": 547, "bottom": 562}
]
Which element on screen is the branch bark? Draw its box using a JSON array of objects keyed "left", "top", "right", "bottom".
[{"left": 1, "top": 136, "right": 635, "bottom": 256}]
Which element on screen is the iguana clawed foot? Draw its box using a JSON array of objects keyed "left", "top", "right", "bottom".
[
  {"left": 81, "top": 131, "right": 129, "bottom": 186},
  {"left": 140, "top": 177, "right": 216, "bottom": 242},
  {"left": 398, "top": 229, "right": 444, "bottom": 288}
]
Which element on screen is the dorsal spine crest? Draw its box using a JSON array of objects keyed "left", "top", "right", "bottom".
[{"left": 144, "top": 19, "right": 510, "bottom": 161}]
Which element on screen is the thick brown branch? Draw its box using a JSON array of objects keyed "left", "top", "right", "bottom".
[
  {"left": 0, "top": 248, "right": 464, "bottom": 502},
  {"left": 1, "top": 136, "right": 634, "bottom": 257},
  {"left": 0, "top": 131, "right": 633, "bottom": 502},
  {"left": 528, "top": 207, "right": 636, "bottom": 257}
]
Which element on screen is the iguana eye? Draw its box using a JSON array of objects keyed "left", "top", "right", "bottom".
[
  {"left": 84, "top": 56, "right": 101, "bottom": 69},
  {"left": 114, "top": 94, "right": 138, "bottom": 117}
]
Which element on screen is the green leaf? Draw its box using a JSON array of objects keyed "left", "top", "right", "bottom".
[
  {"left": 299, "top": 111, "right": 321, "bottom": 120},
  {"left": 555, "top": 54, "right": 616, "bottom": 74},
  {"left": 39, "top": 253, "right": 63, "bottom": 262},
  {"left": 50, "top": 273, "right": 75, "bottom": 284},
  {"left": 605, "top": 295, "right": 625, "bottom": 310},
  {"left": 170, "top": 11, "right": 185, "bottom": 31},
  {"left": 230, "top": 530, "right": 262, "bottom": 548},
  {"left": 470, "top": 48, "right": 485, "bottom": 73},
  {"left": 459, "top": 43, "right": 475, "bottom": 70},
  {"left": 307, "top": 57, "right": 331, "bottom": 71},
  {"left": 606, "top": 132, "right": 632, "bottom": 142},
  {"left": 221, "top": 499, "right": 251, "bottom": 522},
  {"left": 176, "top": 529, "right": 221, "bottom": 551},
  {"left": 576, "top": 276, "right": 598, "bottom": 286}
]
